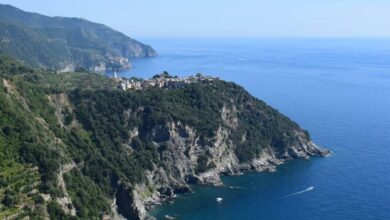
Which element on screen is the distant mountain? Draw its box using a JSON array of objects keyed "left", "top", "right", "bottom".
[{"left": 0, "top": 4, "right": 156, "bottom": 72}]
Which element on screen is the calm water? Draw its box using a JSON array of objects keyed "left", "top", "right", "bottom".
[{"left": 118, "top": 39, "right": 390, "bottom": 219}]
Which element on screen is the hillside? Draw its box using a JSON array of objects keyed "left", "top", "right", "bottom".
[
  {"left": 0, "top": 4, "right": 156, "bottom": 72},
  {"left": 0, "top": 55, "right": 329, "bottom": 219}
]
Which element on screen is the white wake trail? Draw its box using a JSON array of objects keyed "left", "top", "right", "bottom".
[{"left": 284, "top": 186, "right": 314, "bottom": 198}]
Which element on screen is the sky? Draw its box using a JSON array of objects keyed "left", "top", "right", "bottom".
[{"left": 1, "top": 0, "right": 390, "bottom": 39}]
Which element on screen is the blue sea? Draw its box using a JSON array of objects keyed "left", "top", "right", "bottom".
[{"left": 118, "top": 38, "right": 390, "bottom": 220}]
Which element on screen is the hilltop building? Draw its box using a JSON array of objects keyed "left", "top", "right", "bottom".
[{"left": 117, "top": 73, "right": 218, "bottom": 91}]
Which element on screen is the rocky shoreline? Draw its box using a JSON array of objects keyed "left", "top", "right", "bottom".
[
  {"left": 138, "top": 147, "right": 330, "bottom": 220},
  {"left": 116, "top": 122, "right": 330, "bottom": 220},
  {"left": 44, "top": 79, "right": 330, "bottom": 220}
]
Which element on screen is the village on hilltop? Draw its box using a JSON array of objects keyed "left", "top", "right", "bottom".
[{"left": 113, "top": 72, "right": 219, "bottom": 90}]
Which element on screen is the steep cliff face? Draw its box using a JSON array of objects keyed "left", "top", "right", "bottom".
[
  {"left": 69, "top": 80, "right": 329, "bottom": 219},
  {"left": 0, "top": 61, "right": 328, "bottom": 219},
  {"left": 116, "top": 107, "right": 328, "bottom": 219}
]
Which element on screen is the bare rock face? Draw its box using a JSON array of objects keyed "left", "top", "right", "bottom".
[
  {"left": 66, "top": 80, "right": 329, "bottom": 220},
  {"left": 120, "top": 106, "right": 329, "bottom": 220}
]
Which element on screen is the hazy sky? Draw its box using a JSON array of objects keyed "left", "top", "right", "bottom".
[{"left": 1, "top": 0, "right": 390, "bottom": 38}]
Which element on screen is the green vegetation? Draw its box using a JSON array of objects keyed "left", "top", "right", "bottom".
[
  {"left": 0, "top": 57, "right": 63, "bottom": 218},
  {"left": 0, "top": 53, "right": 33, "bottom": 76},
  {"left": 0, "top": 54, "right": 310, "bottom": 219},
  {"left": 64, "top": 170, "right": 110, "bottom": 218},
  {"left": 71, "top": 79, "right": 306, "bottom": 163},
  {"left": 16, "top": 71, "right": 118, "bottom": 92},
  {"left": 0, "top": 54, "right": 151, "bottom": 218},
  {"left": 0, "top": 4, "right": 156, "bottom": 71},
  {"left": 0, "top": 163, "right": 43, "bottom": 219}
]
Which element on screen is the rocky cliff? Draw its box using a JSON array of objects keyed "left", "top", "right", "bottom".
[
  {"left": 119, "top": 121, "right": 328, "bottom": 219},
  {"left": 68, "top": 79, "right": 329, "bottom": 219},
  {"left": 0, "top": 61, "right": 328, "bottom": 219}
]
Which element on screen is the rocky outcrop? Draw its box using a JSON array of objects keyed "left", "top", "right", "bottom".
[
  {"left": 117, "top": 107, "right": 330, "bottom": 220},
  {"left": 116, "top": 184, "right": 143, "bottom": 220},
  {"left": 62, "top": 79, "right": 330, "bottom": 219},
  {"left": 57, "top": 162, "right": 77, "bottom": 216},
  {"left": 2, "top": 47, "right": 331, "bottom": 219}
]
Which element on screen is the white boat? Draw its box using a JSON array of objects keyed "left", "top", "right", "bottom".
[
  {"left": 216, "top": 197, "right": 223, "bottom": 202},
  {"left": 164, "top": 215, "right": 176, "bottom": 220}
]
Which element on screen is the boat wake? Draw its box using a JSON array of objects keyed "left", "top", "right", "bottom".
[{"left": 284, "top": 186, "right": 314, "bottom": 198}]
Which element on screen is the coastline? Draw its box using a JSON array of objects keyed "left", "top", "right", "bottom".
[
  {"left": 105, "top": 38, "right": 389, "bottom": 220},
  {"left": 140, "top": 142, "right": 330, "bottom": 220}
]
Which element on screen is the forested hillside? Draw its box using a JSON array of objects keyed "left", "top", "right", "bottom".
[
  {"left": 0, "top": 4, "right": 156, "bottom": 72},
  {"left": 0, "top": 55, "right": 327, "bottom": 219}
]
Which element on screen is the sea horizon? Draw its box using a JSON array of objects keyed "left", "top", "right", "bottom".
[{"left": 2, "top": 2, "right": 390, "bottom": 219}]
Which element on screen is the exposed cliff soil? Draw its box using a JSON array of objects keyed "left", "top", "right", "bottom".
[{"left": 57, "top": 162, "right": 77, "bottom": 216}]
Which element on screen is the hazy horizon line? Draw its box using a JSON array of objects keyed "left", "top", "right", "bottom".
[{"left": 135, "top": 36, "right": 390, "bottom": 40}]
